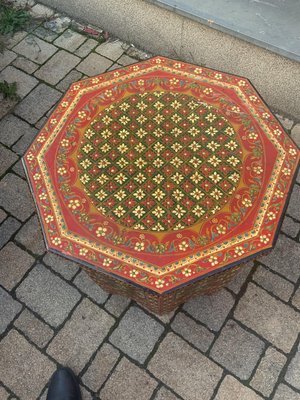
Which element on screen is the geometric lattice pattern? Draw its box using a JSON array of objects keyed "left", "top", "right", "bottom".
[{"left": 78, "top": 91, "right": 242, "bottom": 231}]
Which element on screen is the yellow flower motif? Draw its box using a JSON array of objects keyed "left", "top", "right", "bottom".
[
  {"left": 208, "top": 256, "right": 218, "bottom": 266},
  {"left": 155, "top": 58, "right": 163, "bottom": 64},
  {"left": 105, "top": 90, "right": 113, "bottom": 97},
  {"left": 130, "top": 269, "right": 138, "bottom": 278},
  {"left": 242, "top": 198, "right": 252, "bottom": 208},
  {"left": 205, "top": 113, "right": 217, "bottom": 123},
  {"left": 208, "top": 155, "right": 221, "bottom": 167},
  {"left": 215, "top": 73, "right": 222, "bottom": 80},
  {"left": 238, "top": 80, "right": 246, "bottom": 86},
  {"left": 134, "top": 242, "right": 145, "bottom": 252},
  {"left": 267, "top": 211, "right": 276, "bottom": 220},
  {"left": 37, "top": 135, "right": 46, "bottom": 143},
  {"left": 82, "top": 143, "right": 93, "bottom": 153},
  {"left": 171, "top": 172, "right": 184, "bottom": 185},
  {"left": 194, "top": 67, "right": 202, "bottom": 74},
  {"left": 227, "top": 156, "right": 240, "bottom": 167},
  {"left": 228, "top": 172, "right": 240, "bottom": 183},
  {"left": 152, "top": 206, "right": 165, "bottom": 218},
  {"left": 92, "top": 77, "right": 99, "bottom": 84},
  {"left": 119, "top": 115, "right": 130, "bottom": 125},
  {"left": 203, "top": 87, "right": 213, "bottom": 95},
  {"left": 114, "top": 190, "right": 127, "bottom": 201},
  {"left": 273, "top": 129, "right": 281, "bottom": 137},
  {"left": 191, "top": 188, "right": 204, "bottom": 200},
  {"left": 253, "top": 166, "right": 263, "bottom": 175},
  {"left": 61, "top": 101, "right": 69, "bottom": 107},
  {"left": 225, "top": 127, "right": 235, "bottom": 136},
  {"left": 114, "top": 206, "right": 126, "bottom": 218},
  {"left": 174, "top": 62, "right": 182, "bottom": 68},
  {"left": 260, "top": 234, "right": 270, "bottom": 244},
  {"left": 72, "top": 84, "right": 80, "bottom": 90},
  {"left": 153, "top": 188, "right": 165, "bottom": 201},
  {"left": 249, "top": 95, "right": 258, "bottom": 102},
  {"left": 289, "top": 148, "right": 297, "bottom": 156},
  {"left": 274, "top": 189, "right": 284, "bottom": 198},
  {"left": 153, "top": 174, "right": 164, "bottom": 184},
  {"left": 235, "top": 246, "right": 245, "bottom": 256},
  {"left": 39, "top": 192, "right": 47, "bottom": 200},
  {"left": 50, "top": 118, "right": 57, "bottom": 124},
  {"left": 209, "top": 172, "right": 222, "bottom": 184},
  {"left": 210, "top": 188, "right": 223, "bottom": 200},
  {"left": 68, "top": 199, "right": 80, "bottom": 210},
  {"left": 96, "top": 226, "right": 107, "bottom": 237},
  {"left": 52, "top": 237, "right": 61, "bottom": 245},
  {"left": 172, "top": 205, "right": 186, "bottom": 218},
  {"left": 26, "top": 153, "right": 34, "bottom": 161},
  {"left": 80, "top": 174, "right": 90, "bottom": 185},
  {"left": 98, "top": 159, "right": 110, "bottom": 168},
  {"left": 170, "top": 78, "right": 179, "bottom": 85},
  {"left": 133, "top": 189, "right": 146, "bottom": 200},
  {"left": 79, "top": 248, "right": 88, "bottom": 256},
  {"left": 155, "top": 278, "right": 165, "bottom": 288},
  {"left": 216, "top": 224, "right": 226, "bottom": 234},
  {"left": 103, "top": 258, "right": 112, "bottom": 266},
  {"left": 102, "top": 115, "right": 112, "bottom": 125},
  {"left": 113, "top": 71, "right": 120, "bottom": 77},
  {"left": 33, "top": 173, "right": 41, "bottom": 180},
  {"left": 57, "top": 167, "right": 67, "bottom": 175},
  {"left": 61, "top": 139, "right": 70, "bottom": 147},
  {"left": 225, "top": 140, "right": 238, "bottom": 151},
  {"left": 182, "top": 268, "right": 192, "bottom": 277},
  {"left": 80, "top": 159, "right": 92, "bottom": 169},
  {"left": 179, "top": 241, "right": 189, "bottom": 251},
  {"left": 133, "top": 206, "right": 146, "bottom": 218},
  {"left": 282, "top": 168, "right": 291, "bottom": 176},
  {"left": 137, "top": 79, "right": 144, "bottom": 86},
  {"left": 231, "top": 106, "right": 240, "bottom": 113},
  {"left": 45, "top": 215, "right": 54, "bottom": 223},
  {"left": 153, "top": 158, "right": 163, "bottom": 168},
  {"left": 78, "top": 111, "right": 86, "bottom": 119},
  {"left": 262, "top": 112, "right": 270, "bottom": 119},
  {"left": 192, "top": 205, "right": 205, "bottom": 217},
  {"left": 248, "top": 132, "right": 258, "bottom": 140}
]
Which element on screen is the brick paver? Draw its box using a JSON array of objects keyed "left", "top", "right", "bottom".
[{"left": 0, "top": 4, "right": 299, "bottom": 399}]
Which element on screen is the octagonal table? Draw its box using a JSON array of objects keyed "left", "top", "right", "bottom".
[{"left": 23, "top": 57, "right": 299, "bottom": 314}]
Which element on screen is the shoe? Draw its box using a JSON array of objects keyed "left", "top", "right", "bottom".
[{"left": 47, "top": 367, "right": 82, "bottom": 400}]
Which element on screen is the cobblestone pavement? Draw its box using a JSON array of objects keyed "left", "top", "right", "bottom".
[{"left": 1, "top": 3, "right": 300, "bottom": 400}]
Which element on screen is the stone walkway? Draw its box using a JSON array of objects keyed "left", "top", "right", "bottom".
[{"left": 0, "top": 3, "right": 300, "bottom": 400}]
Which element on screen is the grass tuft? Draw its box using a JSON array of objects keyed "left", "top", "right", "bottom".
[{"left": 0, "top": 1, "right": 30, "bottom": 34}]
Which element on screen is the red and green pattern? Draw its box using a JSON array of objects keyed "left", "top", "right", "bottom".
[{"left": 23, "top": 56, "right": 300, "bottom": 294}]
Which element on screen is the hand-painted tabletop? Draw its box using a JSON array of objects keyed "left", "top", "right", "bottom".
[{"left": 23, "top": 56, "right": 299, "bottom": 307}]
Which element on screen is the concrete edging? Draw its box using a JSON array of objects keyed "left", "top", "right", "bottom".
[{"left": 41, "top": 0, "right": 300, "bottom": 118}]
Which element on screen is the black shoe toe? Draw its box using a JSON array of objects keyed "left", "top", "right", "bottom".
[{"left": 47, "top": 367, "right": 82, "bottom": 400}]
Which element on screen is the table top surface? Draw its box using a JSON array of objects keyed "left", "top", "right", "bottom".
[{"left": 24, "top": 57, "right": 299, "bottom": 294}]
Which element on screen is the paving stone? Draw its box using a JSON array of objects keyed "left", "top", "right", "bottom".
[
  {"left": 215, "top": 375, "right": 263, "bottom": 400},
  {"left": 126, "top": 45, "right": 151, "bottom": 61},
  {"left": 0, "top": 330, "right": 55, "bottom": 400},
  {"left": 75, "top": 38, "right": 98, "bottom": 57},
  {"left": 287, "top": 184, "right": 300, "bottom": 221},
  {"left": 12, "top": 159, "right": 26, "bottom": 178},
  {"left": 14, "top": 308, "right": 54, "bottom": 348},
  {"left": 54, "top": 29, "right": 86, "bottom": 51},
  {"left": 100, "top": 357, "right": 157, "bottom": 400},
  {"left": 73, "top": 270, "right": 109, "bottom": 304},
  {"left": 210, "top": 320, "right": 264, "bottom": 380},
  {"left": 15, "top": 214, "right": 46, "bottom": 255},
  {"left": 117, "top": 54, "right": 138, "bottom": 66},
  {"left": 148, "top": 333, "right": 222, "bottom": 400},
  {"left": 226, "top": 262, "right": 253, "bottom": 294},
  {"left": 13, "top": 35, "right": 57, "bottom": 64},
  {"left": 0, "top": 386, "right": 10, "bottom": 399},
  {"left": 276, "top": 114, "right": 294, "bottom": 130},
  {"left": 95, "top": 40, "right": 126, "bottom": 60},
  {"left": 155, "top": 387, "right": 180, "bottom": 400},
  {"left": 253, "top": 265, "right": 294, "bottom": 302},
  {"left": 12, "top": 125, "right": 38, "bottom": 155},
  {"left": 109, "top": 306, "right": 164, "bottom": 363},
  {"left": 0, "top": 49, "right": 17, "bottom": 71},
  {"left": 0, "top": 173, "right": 34, "bottom": 221},
  {"left": 105, "top": 294, "right": 130, "bottom": 317},
  {"left": 234, "top": 283, "right": 300, "bottom": 353},
  {"left": 44, "top": 16, "right": 71, "bottom": 34},
  {"left": 15, "top": 83, "right": 61, "bottom": 124},
  {"left": 76, "top": 53, "right": 113, "bottom": 76},
  {"left": 107, "top": 63, "right": 122, "bottom": 71},
  {"left": 5, "top": 30, "right": 27, "bottom": 49},
  {"left": 80, "top": 385, "right": 92, "bottom": 400},
  {"left": 291, "top": 123, "right": 300, "bottom": 148},
  {"left": 261, "top": 235, "right": 300, "bottom": 282},
  {"left": 0, "top": 66, "right": 38, "bottom": 98},
  {"left": 35, "top": 50, "right": 80, "bottom": 85},
  {"left": 82, "top": 343, "right": 119, "bottom": 392},
  {"left": 0, "top": 242, "right": 34, "bottom": 290},
  {"left": 56, "top": 69, "right": 82, "bottom": 91},
  {"left": 153, "top": 309, "right": 176, "bottom": 324},
  {"left": 281, "top": 215, "right": 300, "bottom": 238},
  {"left": 285, "top": 343, "right": 300, "bottom": 390},
  {"left": 0, "top": 288, "right": 22, "bottom": 334},
  {"left": 16, "top": 264, "right": 81, "bottom": 327},
  {"left": 273, "top": 384, "right": 300, "bottom": 400},
  {"left": 43, "top": 251, "right": 80, "bottom": 279},
  {"left": 35, "top": 116, "right": 48, "bottom": 130},
  {"left": 250, "top": 347, "right": 286, "bottom": 396},
  {"left": 47, "top": 298, "right": 115, "bottom": 372},
  {"left": 0, "top": 144, "right": 18, "bottom": 175},
  {"left": 12, "top": 56, "right": 39, "bottom": 74},
  {"left": 183, "top": 289, "right": 234, "bottom": 331},
  {"left": 33, "top": 26, "right": 59, "bottom": 42},
  {"left": 0, "top": 217, "right": 21, "bottom": 249},
  {"left": 171, "top": 312, "right": 214, "bottom": 352},
  {"left": 30, "top": 3, "right": 54, "bottom": 18},
  {"left": 0, "top": 114, "right": 35, "bottom": 147},
  {"left": 292, "top": 286, "right": 300, "bottom": 310},
  {"left": 0, "top": 209, "right": 7, "bottom": 223}
]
